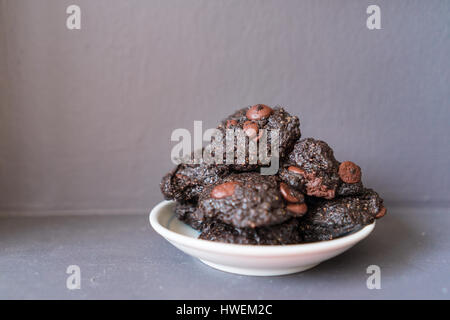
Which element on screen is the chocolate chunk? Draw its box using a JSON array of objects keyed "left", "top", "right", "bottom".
[
  {"left": 280, "top": 182, "right": 303, "bottom": 203},
  {"left": 243, "top": 121, "right": 259, "bottom": 138},
  {"left": 286, "top": 203, "right": 308, "bottom": 216},
  {"left": 226, "top": 119, "right": 238, "bottom": 128},
  {"left": 375, "top": 207, "right": 387, "bottom": 219},
  {"left": 211, "top": 181, "right": 238, "bottom": 199},
  {"left": 246, "top": 104, "right": 273, "bottom": 120},
  {"left": 288, "top": 166, "right": 305, "bottom": 175},
  {"left": 338, "top": 161, "right": 362, "bottom": 184}
]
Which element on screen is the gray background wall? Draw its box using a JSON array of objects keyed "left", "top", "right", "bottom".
[{"left": 0, "top": 0, "right": 449, "bottom": 216}]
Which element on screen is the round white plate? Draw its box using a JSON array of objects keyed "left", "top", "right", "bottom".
[{"left": 149, "top": 200, "right": 375, "bottom": 276}]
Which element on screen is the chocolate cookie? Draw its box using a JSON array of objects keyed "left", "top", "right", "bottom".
[
  {"left": 198, "top": 172, "right": 307, "bottom": 229},
  {"left": 160, "top": 158, "right": 229, "bottom": 202},
  {"left": 199, "top": 218, "right": 302, "bottom": 245},
  {"left": 336, "top": 180, "right": 364, "bottom": 197},
  {"left": 335, "top": 161, "right": 365, "bottom": 196},
  {"left": 299, "top": 189, "right": 386, "bottom": 242},
  {"left": 217, "top": 105, "right": 301, "bottom": 171},
  {"left": 279, "top": 138, "right": 341, "bottom": 199},
  {"left": 174, "top": 201, "right": 205, "bottom": 231},
  {"left": 159, "top": 103, "right": 387, "bottom": 247}
]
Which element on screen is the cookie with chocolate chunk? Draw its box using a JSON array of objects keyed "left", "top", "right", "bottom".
[
  {"left": 160, "top": 157, "right": 229, "bottom": 202},
  {"left": 174, "top": 201, "right": 205, "bottom": 231},
  {"left": 299, "top": 189, "right": 386, "bottom": 242},
  {"left": 198, "top": 172, "right": 307, "bottom": 229},
  {"left": 199, "top": 218, "right": 302, "bottom": 245},
  {"left": 335, "top": 161, "right": 364, "bottom": 196},
  {"left": 217, "top": 105, "right": 301, "bottom": 171},
  {"left": 280, "top": 139, "right": 365, "bottom": 199},
  {"left": 279, "top": 138, "right": 341, "bottom": 199}
]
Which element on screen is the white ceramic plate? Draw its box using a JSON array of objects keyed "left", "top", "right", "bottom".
[{"left": 150, "top": 200, "right": 375, "bottom": 276}]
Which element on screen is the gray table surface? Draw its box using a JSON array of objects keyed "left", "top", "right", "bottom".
[{"left": 0, "top": 206, "right": 449, "bottom": 300}]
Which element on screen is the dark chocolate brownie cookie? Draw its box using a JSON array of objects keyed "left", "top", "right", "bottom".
[
  {"left": 174, "top": 201, "right": 205, "bottom": 231},
  {"left": 160, "top": 158, "right": 229, "bottom": 202},
  {"left": 216, "top": 105, "right": 301, "bottom": 171},
  {"left": 299, "top": 189, "right": 386, "bottom": 242},
  {"left": 279, "top": 139, "right": 365, "bottom": 199},
  {"left": 336, "top": 180, "right": 364, "bottom": 197},
  {"left": 199, "top": 218, "right": 302, "bottom": 245},
  {"left": 279, "top": 138, "right": 341, "bottom": 199},
  {"left": 198, "top": 172, "right": 307, "bottom": 229}
]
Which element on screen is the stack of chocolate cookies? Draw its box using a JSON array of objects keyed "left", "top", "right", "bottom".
[{"left": 160, "top": 105, "right": 386, "bottom": 245}]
